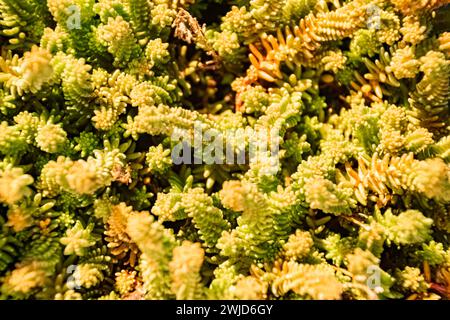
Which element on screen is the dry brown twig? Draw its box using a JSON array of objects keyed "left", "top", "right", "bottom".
[{"left": 172, "top": 8, "right": 221, "bottom": 68}]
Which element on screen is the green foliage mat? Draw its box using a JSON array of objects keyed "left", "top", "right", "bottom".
[{"left": 0, "top": 0, "right": 449, "bottom": 300}]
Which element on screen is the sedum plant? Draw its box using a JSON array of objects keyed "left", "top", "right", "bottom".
[{"left": 0, "top": 0, "right": 449, "bottom": 300}]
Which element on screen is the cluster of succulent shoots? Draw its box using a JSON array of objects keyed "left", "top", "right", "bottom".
[{"left": 0, "top": 0, "right": 449, "bottom": 300}]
